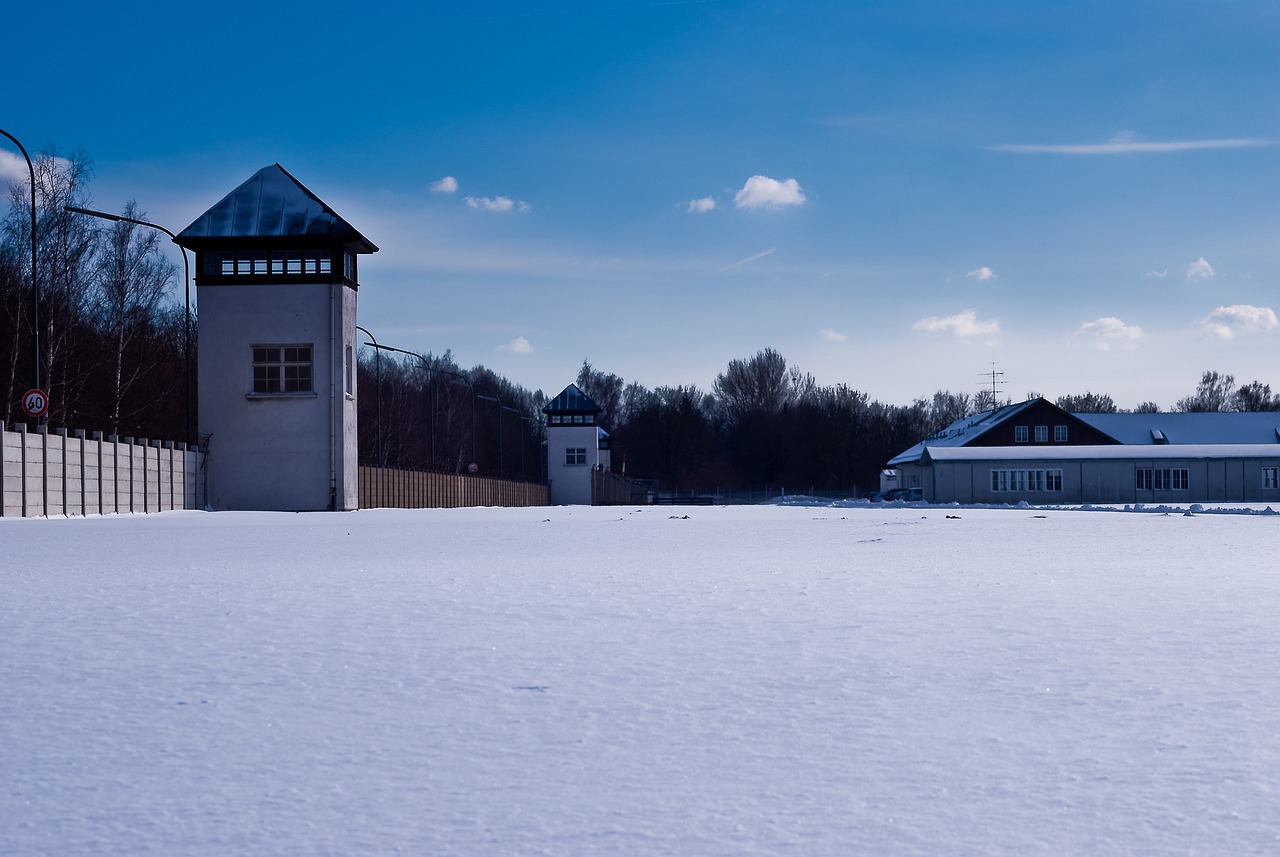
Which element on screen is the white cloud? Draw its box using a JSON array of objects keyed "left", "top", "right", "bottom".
[
  {"left": 966, "top": 266, "right": 995, "bottom": 282},
  {"left": 733, "top": 175, "right": 806, "bottom": 209},
  {"left": 912, "top": 308, "right": 1000, "bottom": 340},
  {"left": 1078, "top": 316, "right": 1143, "bottom": 350},
  {"left": 431, "top": 176, "right": 458, "bottom": 193},
  {"left": 820, "top": 328, "right": 847, "bottom": 342},
  {"left": 1200, "top": 305, "right": 1278, "bottom": 340},
  {"left": 465, "top": 196, "right": 531, "bottom": 213},
  {"left": 686, "top": 197, "right": 716, "bottom": 213},
  {"left": 1145, "top": 269, "right": 1168, "bottom": 278},
  {"left": 498, "top": 336, "right": 535, "bottom": 354},
  {"left": 990, "top": 138, "right": 1277, "bottom": 155},
  {"left": 0, "top": 151, "right": 31, "bottom": 184},
  {"left": 1186, "top": 257, "right": 1215, "bottom": 280}
]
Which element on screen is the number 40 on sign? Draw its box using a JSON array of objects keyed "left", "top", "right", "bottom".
[{"left": 21, "top": 388, "right": 49, "bottom": 418}]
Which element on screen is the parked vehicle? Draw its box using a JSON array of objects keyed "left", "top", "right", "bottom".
[{"left": 884, "top": 487, "right": 923, "bottom": 502}]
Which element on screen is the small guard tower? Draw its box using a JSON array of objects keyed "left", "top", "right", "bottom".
[
  {"left": 543, "top": 384, "right": 609, "bottom": 505},
  {"left": 176, "top": 164, "right": 378, "bottom": 511}
]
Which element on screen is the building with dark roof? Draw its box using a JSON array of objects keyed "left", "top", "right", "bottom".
[
  {"left": 176, "top": 164, "right": 377, "bottom": 511},
  {"left": 543, "top": 384, "right": 611, "bottom": 505},
  {"left": 888, "top": 398, "right": 1280, "bottom": 505}
]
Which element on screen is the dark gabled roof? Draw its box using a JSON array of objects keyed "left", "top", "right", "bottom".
[
  {"left": 542, "top": 384, "right": 601, "bottom": 414},
  {"left": 888, "top": 399, "right": 1044, "bottom": 465},
  {"left": 176, "top": 164, "right": 378, "bottom": 253}
]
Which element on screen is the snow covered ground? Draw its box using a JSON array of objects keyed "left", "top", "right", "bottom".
[{"left": 3, "top": 503, "right": 1279, "bottom": 856}]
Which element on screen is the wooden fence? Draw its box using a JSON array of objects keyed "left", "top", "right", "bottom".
[
  {"left": 1, "top": 422, "right": 206, "bottom": 517},
  {"left": 359, "top": 465, "right": 548, "bottom": 509},
  {"left": 592, "top": 469, "right": 652, "bottom": 505}
]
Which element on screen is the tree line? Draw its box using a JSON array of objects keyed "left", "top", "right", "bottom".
[{"left": 1, "top": 149, "right": 187, "bottom": 438}]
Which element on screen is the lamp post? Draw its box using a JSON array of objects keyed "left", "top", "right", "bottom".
[
  {"left": 354, "top": 325, "right": 382, "bottom": 466},
  {"left": 1, "top": 129, "right": 40, "bottom": 397},
  {"left": 64, "top": 205, "right": 193, "bottom": 445}
]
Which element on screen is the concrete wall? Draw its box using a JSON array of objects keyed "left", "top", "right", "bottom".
[
  {"left": 1, "top": 423, "right": 205, "bottom": 517},
  {"left": 546, "top": 424, "right": 600, "bottom": 505},
  {"left": 199, "top": 280, "right": 357, "bottom": 511}
]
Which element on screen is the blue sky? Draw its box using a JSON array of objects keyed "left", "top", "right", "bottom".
[{"left": 3, "top": 0, "right": 1277, "bottom": 409}]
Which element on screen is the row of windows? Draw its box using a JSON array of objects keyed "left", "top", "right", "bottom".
[
  {"left": 548, "top": 414, "right": 596, "bottom": 425},
  {"left": 204, "top": 250, "right": 356, "bottom": 279},
  {"left": 1135, "top": 468, "right": 1190, "bottom": 491},
  {"left": 1013, "top": 424, "right": 1069, "bottom": 443},
  {"left": 991, "top": 469, "right": 1063, "bottom": 492}
]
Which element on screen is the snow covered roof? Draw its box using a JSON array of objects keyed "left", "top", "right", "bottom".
[
  {"left": 888, "top": 399, "right": 1044, "bottom": 465},
  {"left": 922, "top": 444, "right": 1280, "bottom": 463},
  {"left": 1076, "top": 412, "right": 1280, "bottom": 445},
  {"left": 177, "top": 164, "right": 378, "bottom": 253}
]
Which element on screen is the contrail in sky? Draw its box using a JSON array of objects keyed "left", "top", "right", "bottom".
[{"left": 723, "top": 247, "right": 777, "bottom": 271}]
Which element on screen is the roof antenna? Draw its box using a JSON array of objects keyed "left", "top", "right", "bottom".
[{"left": 979, "top": 361, "right": 1005, "bottom": 399}]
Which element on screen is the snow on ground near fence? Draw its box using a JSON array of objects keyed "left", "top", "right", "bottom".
[{"left": 3, "top": 504, "right": 1279, "bottom": 855}]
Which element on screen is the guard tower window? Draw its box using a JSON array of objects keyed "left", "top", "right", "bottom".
[
  {"left": 253, "top": 344, "right": 313, "bottom": 394},
  {"left": 566, "top": 447, "right": 587, "bottom": 466}
]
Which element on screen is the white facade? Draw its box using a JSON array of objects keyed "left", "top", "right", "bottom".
[
  {"left": 198, "top": 281, "right": 358, "bottom": 511},
  {"left": 546, "top": 424, "right": 601, "bottom": 506}
]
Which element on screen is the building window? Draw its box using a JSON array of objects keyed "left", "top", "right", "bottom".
[
  {"left": 1263, "top": 467, "right": 1279, "bottom": 490},
  {"left": 566, "top": 447, "right": 587, "bottom": 466},
  {"left": 344, "top": 345, "right": 354, "bottom": 396},
  {"left": 253, "top": 345, "right": 312, "bottom": 393},
  {"left": 1136, "top": 468, "right": 1190, "bottom": 491},
  {"left": 990, "top": 469, "right": 1063, "bottom": 493},
  {"left": 1014, "top": 425, "right": 1029, "bottom": 443},
  {"left": 1035, "top": 425, "right": 1048, "bottom": 443},
  {"left": 1054, "top": 425, "right": 1068, "bottom": 442}
]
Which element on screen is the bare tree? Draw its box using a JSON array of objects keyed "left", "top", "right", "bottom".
[
  {"left": 713, "top": 347, "right": 795, "bottom": 423},
  {"left": 1176, "top": 370, "right": 1235, "bottom": 412},
  {"left": 576, "top": 358, "right": 625, "bottom": 429},
  {"left": 1055, "top": 392, "right": 1117, "bottom": 413},
  {"left": 87, "top": 201, "right": 178, "bottom": 433},
  {"left": 1231, "top": 380, "right": 1280, "bottom": 412}
]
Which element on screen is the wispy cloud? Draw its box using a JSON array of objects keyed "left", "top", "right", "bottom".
[
  {"left": 819, "top": 328, "right": 847, "bottom": 342},
  {"left": 1201, "top": 305, "right": 1277, "bottom": 340},
  {"left": 498, "top": 336, "right": 535, "bottom": 353},
  {"left": 686, "top": 197, "right": 716, "bottom": 214},
  {"left": 912, "top": 308, "right": 1000, "bottom": 340},
  {"left": 465, "top": 195, "right": 531, "bottom": 213},
  {"left": 966, "top": 266, "right": 995, "bottom": 282},
  {"left": 1186, "top": 257, "right": 1215, "bottom": 280},
  {"left": 722, "top": 247, "right": 777, "bottom": 271},
  {"left": 1145, "top": 269, "right": 1168, "bottom": 278},
  {"left": 1078, "top": 316, "right": 1143, "bottom": 350},
  {"left": 431, "top": 176, "right": 458, "bottom": 193},
  {"left": 990, "top": 138, "right": 1276, "bottom": 155},
  {"left": 734, "top": 175, "right": 806, "bottom": 209}
]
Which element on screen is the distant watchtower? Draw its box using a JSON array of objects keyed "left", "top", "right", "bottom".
[
  {"left": 176, "top": 164, "right": 378, "bottom": 511},
  {"left": 543, "top": 384, "right": 610, "bottom": 505}
]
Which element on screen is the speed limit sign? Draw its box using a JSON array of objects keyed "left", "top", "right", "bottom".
[{"left": 21, "top": 388, "right": 48, "bottom": 418}]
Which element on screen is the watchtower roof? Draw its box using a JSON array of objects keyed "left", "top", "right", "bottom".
[
  {"left": 543, "top": 384, "right": 601, "bottom": 414},
  {"left": 176, "top": 163, "right": 378, "bottom": 253}
]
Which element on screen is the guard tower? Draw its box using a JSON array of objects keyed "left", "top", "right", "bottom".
[
  {"left": 176, "top": 164, "right": 378, "bottom": 511},
  {"left": 543, "top": 384, "right": 608, "bottom": 505}
]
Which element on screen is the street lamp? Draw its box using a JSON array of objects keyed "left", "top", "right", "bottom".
[
  {"left": 355, "top": 325, "right": 382, "bottom": 466},
  {"left": 1, "top": 129, "right": 40, "bottom": 397},
  {"left": 64, "top": 205, "right": 193, "bottom": 445}
]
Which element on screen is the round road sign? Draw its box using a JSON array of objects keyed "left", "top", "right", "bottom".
[{"left": 21, "top": 389, "right": 49, "bottom": 418}]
